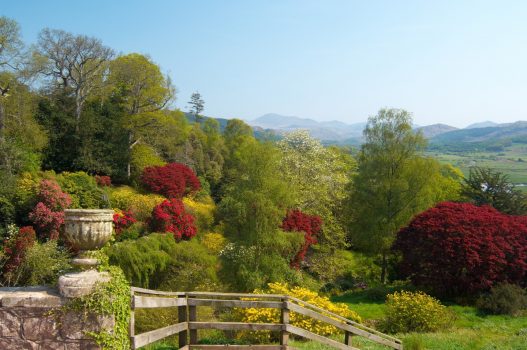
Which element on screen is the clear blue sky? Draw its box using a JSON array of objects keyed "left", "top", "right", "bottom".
[{"left": 3, "top": 0, "right": 527, "bottom": 127}]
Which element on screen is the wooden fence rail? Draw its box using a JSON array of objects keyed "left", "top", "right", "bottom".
[{"left": 129, "top": 288, "right": 403, "bottom": 350}]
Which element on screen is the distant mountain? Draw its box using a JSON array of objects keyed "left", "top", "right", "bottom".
[
  {"left": 428, "top": 121, "right": 527, "bottom": 152},
  {"left": 415, "top": 124, "right": 458, "bottom": 138},
  {"left": 465, "top": 121, "right": 499, "bottom": 129},
  {"left": 249, "top": 113, "right": 366, "bottom": 141}
]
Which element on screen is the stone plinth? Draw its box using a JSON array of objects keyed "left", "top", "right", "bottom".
[
  {"left": 58, "top": 270, "right": 110, "bottom": 298},
  {"left": 0, "top": 286, "right": 114, "bottom": 350}
]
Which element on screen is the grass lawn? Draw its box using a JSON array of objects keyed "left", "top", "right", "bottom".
[{"left": 141, "top": 291, "right": 527, "bottom": 350}]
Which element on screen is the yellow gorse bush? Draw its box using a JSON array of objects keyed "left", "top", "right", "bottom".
[
  {"left": 234, "top": 282, "right": 361, "bottom": 342},
  {"left": 183, "top": 197, "right": 215, "bottom": 232},
  {"left": 382, "top": 291, "right": 454, "bottom": 333},
  {"left": 108, "top": 186, "right": 165, "bottom": 221},
  {"left": 201, "top": 232, "right": 227, "bottom": 254}
]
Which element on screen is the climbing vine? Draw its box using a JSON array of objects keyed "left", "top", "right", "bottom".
[{"left": 64, "top": 264, "right": 131, "bottom": 349}]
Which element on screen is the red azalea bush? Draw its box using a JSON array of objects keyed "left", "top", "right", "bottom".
[
  {"left": 141, "top": 163, "right": 201, "bottom": 199},
  {"left": 113, "top": 210, "right": 137, "bottom": 235},
  {"left": 150, "top": 198, "right": 197, "bottom": 240},
  {"left": 28, "top": 179, "right": 71, "bottom": 240},
  {"left": 394, "top": 202, "right": 527, "bottom": 297},
  {"left": 2, "top": 226, "right": 37, "bottom": 274},
  {"left": 95, "top": 175, "right": 111, "bottom": 187},
  {"left": 281, "top": 209, "right": 323, "bottom": 268}
]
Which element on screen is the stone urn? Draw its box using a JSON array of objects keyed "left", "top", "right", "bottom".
[{"left": 59, "top": 209, "right": 114, "bottom": 298}]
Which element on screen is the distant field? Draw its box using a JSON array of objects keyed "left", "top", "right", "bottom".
[{"left": 427, "top": 143, "right": 527, "bottom": 191}]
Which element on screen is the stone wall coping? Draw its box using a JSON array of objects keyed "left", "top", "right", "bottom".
[{"left": 0, "top": 286, "right": 64, "bottom": 308}]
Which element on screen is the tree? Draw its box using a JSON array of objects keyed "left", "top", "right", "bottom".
[
  {"left": 461, "top": 167, "right": 527, "bottom": 215},
  {"left": 107, "top": 53, "right": 176, "bottom": 178},
  {"left": 349, "top": 108, "right": 446, "bottom": 283},
  {"left": 394, "top": 202, "right": 527, "bottom": 297},
  {"left": 218, "top": 139, "right": 302, "bottom": 291},
  {"left": 36, "top": 28, "right": 114, "bottom": 130},
  {"left": 188, "top": 91, "right": 204, "bottom": 123},
  {"left": 277, "top": 130, "right": 355, "bottom": 251}
]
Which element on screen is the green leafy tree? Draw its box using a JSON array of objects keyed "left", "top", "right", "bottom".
[
  {"left": 107, "top": 53, "right": 177, "bottom": 178},
  {"left": 218, "top": 139, "right": 303, "bottom": 291},
  {"left": 461, "top": 167, "right": 527, "bottom": 215},
  {"left": 349, "top": 108, "right": 451, "bottom": 283}
]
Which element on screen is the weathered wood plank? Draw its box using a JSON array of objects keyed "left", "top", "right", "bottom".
[
  {"left": 134, "top": 295, "right": 187, "bottom": 308},
  {"left": 189, "top": 301, "right": 198, "bottom": 344},
  {"left": 285, "top": 325, "right": 359, "bottom": 350},
  {"left": 188, "top": 322, "right": 283, "bottom": 331},
  {"left": 286, "top": 303, "right": 402, "bottom": 349},
  {"left": 132, "top": 322, "right": 187, "bottom": 349},
  {"left": 131, "top": 287, "right": 185, "bottom": 296},
  {"left": 185, "top": 292, "right": 287, "bottom": 299},
  {"left": 189, "top": 346, "right": 283, "bottom": 350},
  {"left": 287, "top": 297, "right": 402, "bottom": 345},
  {"left": 187, "top": 298, "right": 283, "bottom": 309}
]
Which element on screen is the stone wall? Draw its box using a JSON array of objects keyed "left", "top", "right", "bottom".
[{"left": 0, "top": 286, "right": 114, "bottom": 350}]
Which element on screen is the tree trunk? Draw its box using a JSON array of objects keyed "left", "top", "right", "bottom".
[
  {"left": 380, "top": 251, "right": 387, "bottom": 284},
  {"left": 0, "top": 101, "right": 5, "bottom": 144}
]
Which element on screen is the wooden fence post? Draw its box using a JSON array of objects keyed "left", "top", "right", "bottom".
[
  {"left": 178, "top": 295, "right": 188, "bottom": 348},
  {"left": 189, "top": 296, "right": 198, "bottom": 345},
  {"left": 280, "top": 299, "right": 290, "bottom": 349},
  {"left": 344, "top": 330, "right": 352, "bottom": 347},
  {"left": 130, "top": 289, "right": 135, "bottom": 349}
]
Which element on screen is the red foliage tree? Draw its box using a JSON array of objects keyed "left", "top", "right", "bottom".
[
  {"left": 141, "top": 163, "right": 201, "bottom": 198},
  {"left": 95, "top": 175, "right": 112, "bottom": 187},
  {"left": 113, "top": 211, "right": 137, "bottom": 235},
  {"left": 2, "top": 226, "right": 37, "bottom": 274},
  {"left": 394, "top": 202, "right": 527, "bottom": 297},
  {"left": 281, "top": 209, "right": 323, "bottom": 268},
  {"left": 150, "top": 198, "right": 197, "bottom": 240},
  {"left": 29, "top": 179, "right": 71, "bottom": 240}
]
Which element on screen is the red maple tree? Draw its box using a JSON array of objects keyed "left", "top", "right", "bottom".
[
  {"left": 141, "top": 163, "right": 201, "bottom": 199},
  {"left": 394, "top": 202, "right": 527, "bottom": 297}
]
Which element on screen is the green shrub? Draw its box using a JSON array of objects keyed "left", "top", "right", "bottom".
[
  {"left": 115, "top": 222, "right": 147, "bottom": 242},
  {"left": 158, "top": 239, "right": 219, "bottom": 291},
  {"left": 56, "top": 171, "right": 107, "bottom": 208},
  {"left": 0, "top": 196, "right": 15, "bottom": 240},
  {"left": 363, "top": 281, "right": 416, "bottom": 302},
  {"left": 16, "top": 240, "right": 71, "bottom": 286},
  {"left": 477, "top": 283, "right": 527, "bottom": 316},
  {"left": 106, "top": 233, "right": 219, "bottom": 291},
  {"left": 381, "top": 291, "right": 454, "bottom": 333}
]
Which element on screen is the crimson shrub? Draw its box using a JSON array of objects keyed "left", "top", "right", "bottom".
[
  {"left": 113, "top": 210, "right": 137, "bottom": 235},
  {"left": 28, "top": 179, "right": 71, "bottom": 240},
  {"left": 281, "top": 209, "right": 322, "bottom": 268},
  {"left": 394, "top": 202, "right": 527, "bottom": 297},
  {"left": 141, "top": 163, "right": 201, "bottom": 198},
  {"left": 150, "top": 198, "right": 197, "bottom": 240},
  {"left": 2, "top": 226, "right": 37, "bottom": 274}
]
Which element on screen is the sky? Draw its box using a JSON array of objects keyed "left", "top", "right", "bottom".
[{"left": 3, "top": 0, "right": 527, "bottom": 127}]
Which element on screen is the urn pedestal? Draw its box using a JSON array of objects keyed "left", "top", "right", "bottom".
[{"left": 58, "top": 209, "right": 114, "bottom": 298}]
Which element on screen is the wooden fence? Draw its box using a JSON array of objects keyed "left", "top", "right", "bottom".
[{"left": 129, "top": 287, "right": 403, "bottom": 350}]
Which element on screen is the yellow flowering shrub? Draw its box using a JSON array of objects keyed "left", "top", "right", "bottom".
[
  {"left": 234, "top": 282, "right": 361, "bottom": 341},
  {"left": 201, "top": 232, "right": 227, "bottom": 254},
  {"left": 183, "top": 197, "right": 215, "bottom": 232},
  {"left": 381, "top": 291, "right": 454, "bottom": 333},
  {"left": 108, "top": 186, "right": 165, "bottom": 221}
]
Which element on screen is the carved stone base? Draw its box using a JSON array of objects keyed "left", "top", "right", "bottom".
[{"left": 58, "top": 270, "right": 110, "bottom": 298}]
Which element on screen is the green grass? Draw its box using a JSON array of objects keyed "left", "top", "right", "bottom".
[{"left": 427, "top": 143, "right": 527, "bottom": 187}]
